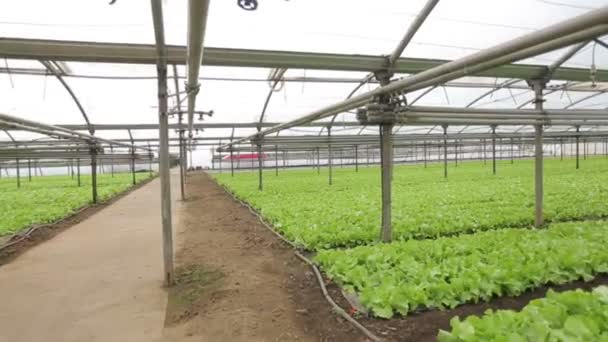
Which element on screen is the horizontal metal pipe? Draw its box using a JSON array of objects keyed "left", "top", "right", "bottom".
[{"left": 220, "top": 9, "right": 608, "bottom": 150}]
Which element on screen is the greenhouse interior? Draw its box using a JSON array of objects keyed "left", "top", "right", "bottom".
[{"left": 2, "top": 0, "right": 608, "bottom": 341}]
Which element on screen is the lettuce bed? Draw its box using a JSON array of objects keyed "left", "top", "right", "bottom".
[
  {"left": 0, "top": 172, "right": 153, "bottom": 235},
  {"left": 215, "top": 158, "right": 608, "bottom": 250},
  {"left": 438, "top": 286, "right": 608, "bottom": 341},
  {"left": 315, "top": 221, "right": 608, "bottom": 318}
]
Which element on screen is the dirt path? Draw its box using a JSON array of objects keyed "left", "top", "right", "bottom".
[
  {"left": 0, "top": 175, "right": 179, "bottom": 342},
  {"left": 163, "top": 172, "right": 363, "bottom": 342}
]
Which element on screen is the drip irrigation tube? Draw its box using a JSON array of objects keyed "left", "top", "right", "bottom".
[{"left": 216, "top": 179, "right": 383, "bottom": 342}]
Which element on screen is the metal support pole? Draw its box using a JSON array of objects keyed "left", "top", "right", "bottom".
[
  {"left": 91, "top": 148, "right": 98, "bottom": 204},
  {"left": 131, "top": 149, "right": 136, "bottom": 185},
  {"left": 151, "top": 0, "right": 174, "bottom": 286},
  {"left": 584, "top": 138, "right": 587, "bottom": 160},
  {"left": 316, "top": 147, "right": 320, "bottom": 174},
  {"left": 576, "top": 125, "right": 580, "bottom": 169},
  {"left": 283, "top": 151, "right": 286, "bottom": 169},
  {"left": 483, "top": 138, "right": 487, "bottom": 164},
  {"left": 443, "top": 125, "right": 448, "bottom": 178},
  {"left": 110, "top": 146, "right": 114, "bottom": 177},
  {"left": 560, "top": 138, "right": 564, "bottom": 161},
  {"left": 219, "top": 140, "right": 223, "bottom": 174},
  {"left": 275, "top": 145, "right": 279, "bottom": 176},
  {"left": 257, "top": 143, "right": 263, "bottom": 191},
  {"left": 532, "top": 80, "right": 545, "bottom": 228},
  {"left": 355, "top": 145, "right": 359, "bottom": 172},
  {"left": 16, "top": 158, "right": 20, "bottom": 188},
  {"left": 380, "top": 123, "right": 393, "bottom": 242},
  {"left": 28, "top": 159, "right": 32, "bottom": 181},
  {"left": 328, "top": 127, "right": 333, "bottom": 185},
  {"left": 454, "top": 140, "right": 458, "bottom": 167},
  {"left": 492, "top": 125, "right": 497, "bottom": 175},
  {"left": 423, "top": 140, "right": 427, "bottom": 168},
  {"left": 179, "top": 137, "right": 185, "bottom": 200},
  {"left": 77, "top": 158, "right": 81, "bottom": 187},
  {"left": 230, "top": 147, "right": 235, "bottom": 177}
]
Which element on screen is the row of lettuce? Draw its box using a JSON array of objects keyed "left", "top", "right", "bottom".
[
  {"left": 216, "top": 158, "right": 608, "bottom": 250},
  {"left": 213, "top": 158, "right": 608, "bottom": 339},
  {"left": 0, "top": 173, "right": 153, "bottom": 235},
  {"left": 438, "top": 287, "right": 608, "bottom": 341}
]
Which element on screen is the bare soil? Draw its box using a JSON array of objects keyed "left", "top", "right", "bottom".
[
  {"left": 174, "top": 172, "right": 608, "bottom": 342},
  {"left": 163, "top": 172, "right": 365, "bottom": 342},
  {"left": 0, "top": 176, "right": 156, "bottom": 267}
]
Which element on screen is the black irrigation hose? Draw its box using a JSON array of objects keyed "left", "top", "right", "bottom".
[
  {"left": 0, "top": 205, "right": 89, "bottom": 252},
  {"left": 294, "top": 251, "right": 383, "bottom": 342},
  {"left": 218, "top": 181, "right": 383, "bottom": 342}
]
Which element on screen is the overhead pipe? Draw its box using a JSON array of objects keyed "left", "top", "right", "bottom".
[
  {"left": 185, "top": 0, "right": 211, "bottom": 145},
  {"left": 221, "top": 8, "right": 608, "bottom": 149},
  {"left": 0, "top": 112, "right": 150, "bottom": 151}
]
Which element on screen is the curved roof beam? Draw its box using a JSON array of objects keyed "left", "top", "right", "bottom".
[
  {"left": 257, "top": 68, "right": 287, "bottom": 133},
  {"left": 564, "top": 90, "right": 608, "bottom": 109},
  {"left": 39, "top": 60, "right": 93, "bottom": 135},
  {"left": 326, "top": 0, "right": 439, "bottom": 134}
]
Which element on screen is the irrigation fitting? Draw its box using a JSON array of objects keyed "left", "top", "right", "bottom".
[
  {"left": 356, "top": 97, "right": 398, "bottom": 126},
  {"left": 185, "top": 83, "right": 200, "bottom": 96}
]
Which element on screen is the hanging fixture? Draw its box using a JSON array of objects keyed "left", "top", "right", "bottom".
[{"left": 237, "top": 0, "right": 258, "bottom": 10}]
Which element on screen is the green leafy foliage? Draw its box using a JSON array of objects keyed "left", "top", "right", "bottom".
[
  {"left": 315, "top": 221, "right": 608, "bottom": 318},
  {"left": 215, "top": 158, "right": 608, "bottom": 249},
  {"left": 438, "top": 286, "right": 608, "bottom": 341},
  {"left": 0, "top": 172, "right": 153, "bottom": 235}
]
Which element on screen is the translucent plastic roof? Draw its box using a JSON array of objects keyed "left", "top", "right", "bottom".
[{"left": 1, "top": 0, "right": 608, "bottom": 166}]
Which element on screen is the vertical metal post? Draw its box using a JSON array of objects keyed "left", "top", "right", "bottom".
[
  {"left": 328, "top": 127, "right": 333, "bottom": 185},
  {"left": 275, "top": 145, "right": 279, "bottom": 176},
  {"left": 131, "top": 149, "right": 136, "bottom": 185},
  {"left": 28, "top": 159, "right": 32, "bottom": 181},
  {"left": 179, "top": 141, "right": 185, "bottom": 200},
  {"left": 584, "top": 138, "right": 587, "bottom": 160},
  {"left": 77, "top": 158, "right": 81, "bottom": 187},
  {"left": 218, "top": 140, "right": 223, "bottom": 174},
  {"left": 576, "top": 126, "right": 580, "bottom": 169},
  {"left": 483, "top": 138, "right": 487, "bottom": 164},
  {"left": 532, "top": 80, "right": 545, "bottom": 228},
  {"left": 151, "top": 0, "right": 174, "bottom": 286},
  {"left": 355, "top": 145, "right": 359, "bottom": 172},
  {"left": 380, "top": 123, "right": 393, "bottom": 242},
  {"left": 454, "top": 140, "right": 458, "bottom": 167},
  {"left": 110, "top": 146, "right": 114, "bottom": 177},
  {"left": 316, "top": 147, "right": 320, "bottom": 174},
  {"left": 16, "top": 158, "right": 20, "bottom": 188},
  {"left": 443, "top": 125, "right": 448, "bottom": 178},
  {"left": 560, "top": 138, "right": 564, "bottom": 161},
  {"left": 492, "top": 125, "right": 497, "bottom": 175},
  {"left": 510, "top": 137, "right": 514, "bottom": 164},
  {"left": 91, "top": 147, "right": 98, "bottom": 204},
  {"left": 423, "top": 140, "right": 427, "bottom": 168},
  {"left": 366, "top": 145, "right": 370, "bottom": 167},
  {"left": 251, "top": 146, "right": 254, "bottom": 172},
  {"left": 257, "top": 143, "right": 263, "bottom": 191},
  {"left": 283, "top": 151, "right": 286, "bottom": 169},
  {"left": 230, "top": 147, "right": 235, "bottom": 177}
]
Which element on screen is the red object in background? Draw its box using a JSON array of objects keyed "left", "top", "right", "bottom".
[{"left": 222, "top": 153, "right": 267, "bottom": 160}]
